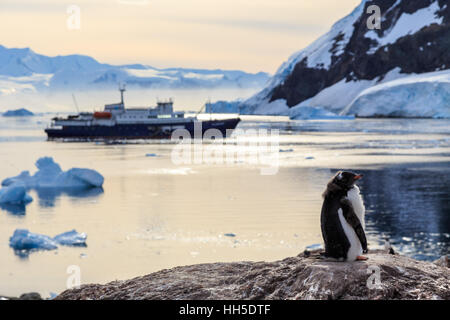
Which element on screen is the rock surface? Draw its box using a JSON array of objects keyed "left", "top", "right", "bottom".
[
  {"left": 0, "top": 292, "right": 43, "bottom": 300},
  {"left": 55, "top": 250, "right": 449, "bottom": 300}
]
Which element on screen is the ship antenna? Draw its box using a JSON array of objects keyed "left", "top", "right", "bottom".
[
  {"left": 119, "top": 84, "right": 126, "bottom": 105},
  {"left": 72, "top": 93, "right": 80, "bottom": 113}
]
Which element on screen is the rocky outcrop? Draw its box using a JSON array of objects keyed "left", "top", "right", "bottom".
[
  {"left": 0, "top": 292, "right": 43, "bottom": 300},
  {"left": 55, "top": 250, "right": 449, "bottom": 300}
]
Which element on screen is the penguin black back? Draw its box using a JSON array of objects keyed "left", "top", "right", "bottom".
[
  {"left": 320, "top": 171, "right": 366, "bottom": 260},
  {"left": 321, "top": 184, "right": 350, "bottom": 259}
]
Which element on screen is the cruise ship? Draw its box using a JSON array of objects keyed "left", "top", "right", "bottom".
[{"left": 45, "top": 87, "right": 240, "bottom": 140}]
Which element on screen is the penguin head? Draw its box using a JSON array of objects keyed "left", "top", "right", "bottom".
[
  {"left": 323, "top": 170, "right": 363, "bottom": 198},
  {"left": 333, "top": 171, "right": 363, "bottom": 189}
]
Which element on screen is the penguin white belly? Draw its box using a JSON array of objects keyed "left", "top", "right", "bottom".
[
  {"left": 339, "top": 186, "right": 366, "bottom": 261},
  {"left": 338, "top": 208, "right": 362, "bottom": 261},
  {"left": 346, "top": 186, "right": 365, "bottom": 228}
]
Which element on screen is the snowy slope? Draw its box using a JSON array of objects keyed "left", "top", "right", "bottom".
[{"left": 241, "top": 0, "right": 450, "bottom": 118}]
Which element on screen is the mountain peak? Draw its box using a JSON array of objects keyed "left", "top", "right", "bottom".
[{"left": 242, "top": 0, "right": 449, "bottom": 118}]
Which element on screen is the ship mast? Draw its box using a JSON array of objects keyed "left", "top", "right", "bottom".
[{"left": 119, "top": 84, "right": 126, "bottom": 105}]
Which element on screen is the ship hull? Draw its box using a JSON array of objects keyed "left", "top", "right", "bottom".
[{"left": 45, "top": 118, "right": 241, "bottom": 140}]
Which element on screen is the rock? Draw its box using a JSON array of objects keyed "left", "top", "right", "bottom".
[
  {"left": 19, "top": 292, "right": 42, "bottom": 300},
  {"left": 0, "top": 292, "right": 43, "bottom": 300},
  {"left": 55, "top": 250, "right": 450, "bottom": 300},
  {"left": 433, "top": 256, "right": 449, "bottom": 268}
]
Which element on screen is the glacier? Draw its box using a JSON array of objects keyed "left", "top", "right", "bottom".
[
  {"left": 289, "top": 106, "right": 355, "bottom": 120},
  {"left": 205, "top": 100, "right": 242, "bottom": 114},
  {"left": 341, "top": 70, "right": 450, "bottom": 118},
  {"left": 2, "top": 157, "right": 104, "bottom": 189}
]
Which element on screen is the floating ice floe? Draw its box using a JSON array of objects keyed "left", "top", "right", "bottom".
[
  {"left": 9, "top": 229, "right": 87, "bottom": 252},
  {"left": 0, "top": 183, "right": 33, "bottom": 204},
  {"left": 9, "top": 229, "right": 58, "bottom": 251},
  {"left": 53, "top": 230, "right": 88, "bottom": 246},
  {"left": 224, "top": 233, "right": 236, "bottom": 237},
  {"left": 305, "top": 243, "right": 324, "bottom": 251},
  {"left": 2, "top": 157, "right": 104, "bottom": 189}
]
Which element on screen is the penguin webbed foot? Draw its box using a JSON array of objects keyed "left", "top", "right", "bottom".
[{"left": 356, "top": 255, "right": 369, "bottom": 261}]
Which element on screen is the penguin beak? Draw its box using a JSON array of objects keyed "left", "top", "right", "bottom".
[{"left": 354, "top": 174, "right": 363, "bottom": 180}]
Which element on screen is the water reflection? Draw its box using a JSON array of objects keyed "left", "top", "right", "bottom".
[
  {"left": 0, "top": 203, "right": 27, "bottom": 215},
  {"left": 0, "top": 187, "right": 103, "bottom": 215},
  {"left": 35, "top": 187, "right": 104, "bottom": 208},
  {"left": 354, "top": 165, "right": 450, "bottom": 261}
]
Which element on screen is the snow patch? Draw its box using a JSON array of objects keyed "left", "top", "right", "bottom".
[{"left": 365, "top": 1, "right": 443, "bottom": 53}]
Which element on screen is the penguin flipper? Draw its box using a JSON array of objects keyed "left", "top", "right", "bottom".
[{"left": 340, "top": 199, "right": 368, "bottom": 252}]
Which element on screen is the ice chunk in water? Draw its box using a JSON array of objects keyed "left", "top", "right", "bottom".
[
  {"left": 9, "top": 229, "right": 87, "bottom": 252},
  {"left": 1, "top": 157, "right": 104, "bottom": 188},
  {"left": 53, "top": 230, "right": 87, "bottom": 246},
  {"left": 9, "top": 229, "right": 58, "bottom": 251},
  {"left": 0, "top": 184, "right": 33, "bottom": 204}
]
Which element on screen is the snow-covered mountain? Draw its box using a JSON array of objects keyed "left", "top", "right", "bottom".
[
  {"left": 0, "top": 45, "right": 270, "bottom": 95},
  {"left": 240, "top": 0, "right": 450, "bottom": 118}
]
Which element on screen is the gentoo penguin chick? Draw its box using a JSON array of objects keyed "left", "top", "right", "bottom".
[{"left": 320, "top": 171, "right": 368, "bottom": 261}]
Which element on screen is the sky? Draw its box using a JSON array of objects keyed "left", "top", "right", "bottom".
[{"left": 0, "top": 0, "right": 361, "bottom": 74}]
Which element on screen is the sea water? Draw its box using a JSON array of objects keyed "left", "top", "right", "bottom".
[{"left": 0, "top": 114, "right": 448, "bottom": 297}]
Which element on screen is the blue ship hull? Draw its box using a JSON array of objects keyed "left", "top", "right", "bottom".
[{"left": 45, "top": 118, "right": 241, "bottom": 140}]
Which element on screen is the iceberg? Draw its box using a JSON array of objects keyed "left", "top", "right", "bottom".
[
  {"left": 53, "top": 230, "right": 87, "bottom": 246},
  {"left": 2, "top": 108, "right": 34, "bottom": 117},
  {"left": 2, "top": 157, "right": 104, "bottom": 188},
  {"left": 9, "top": 229, "right": 87, "bottom": 252},
  {"left": 0, "top": 183, "right": 33, "bottom": 204},
  {"left": 9, "top": 229, "right": 58, "bottom": 251}
]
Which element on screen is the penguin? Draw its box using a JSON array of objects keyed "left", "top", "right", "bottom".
[{"left": 320, "top": 171, "right": 368, "bottom": 261}]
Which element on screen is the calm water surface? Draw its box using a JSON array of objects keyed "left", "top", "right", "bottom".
[{"left": 0, "top": 115, "right": 448, "bottom": 297}]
